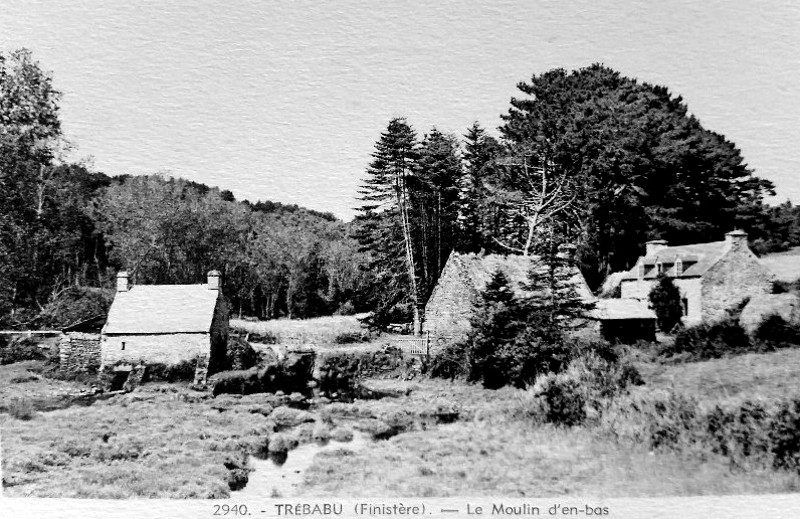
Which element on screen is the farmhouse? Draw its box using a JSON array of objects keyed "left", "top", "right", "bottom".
[
  {"left": 619, "top": 230, "right": 774, "bottom": 325},
  {"left": 423, "top": 251, "right": 657, "bottom": 347},
  {"left": 101, "top": 270, "right": 229, "bottom": 383}
]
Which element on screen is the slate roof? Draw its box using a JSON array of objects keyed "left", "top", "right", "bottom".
[
  {"left": 621, "top": 241, "right": 728, "bottom": 281},
  {"left": 103, "top": 284, "right": 220, "bottom": 335},
  {"left": 446, "top": 253, "right": 595, "bottom": 301}
]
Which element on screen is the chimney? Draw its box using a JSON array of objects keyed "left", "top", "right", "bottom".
[
  {"left": 725, "top": 229, "right": 748, "bottom": 251},
  {"left": 645, "top": 239, "right": 669, "bottom": 256},
  {"left": 116, "top": 271, "right": 129, "bottom": 293},
  {"left": 207, "top": 270, "right": 221, "bottom": 291}
]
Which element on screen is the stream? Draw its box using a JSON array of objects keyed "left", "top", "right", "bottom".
[{"left": 233, "top": 431, "right": 370, "bottom": 498}]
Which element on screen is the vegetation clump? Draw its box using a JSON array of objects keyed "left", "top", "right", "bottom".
[
  {"left": 0, "top": 337, "right": 53, "bottom": 365},
  {"left": 648, "top": 274, "right": 683, "bottom": 332},
  {"left": 754, "top": 314, "right": 800, "bottom": 350},
  {"left": 663, "top": 319, "right": 752, "bottom": 360}
]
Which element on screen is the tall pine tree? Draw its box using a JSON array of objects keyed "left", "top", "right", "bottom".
[{"left": 355, "top": 118, "right": 424, "bottom": 331}]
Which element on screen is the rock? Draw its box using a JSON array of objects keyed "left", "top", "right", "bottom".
[
  {"left": 330, "top": 427, "right": 353, "bottom": 442},
  {"left": 269, "top": 406, "right": 316, "bottom": 428},
  {"left": 268, "top": 432, "right": 299, "bottom": 453}
]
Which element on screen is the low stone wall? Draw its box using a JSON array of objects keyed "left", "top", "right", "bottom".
[{"left": 59, "top": 332, "right": 101, "bottom": 374}]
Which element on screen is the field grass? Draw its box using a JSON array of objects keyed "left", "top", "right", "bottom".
[
  {"left": 230, "top": 314, "right": 406, "bottom": 352},
  {"left": 5, "top": 346, "right": 800, "bottom": 498},
  {"left": 304, "top": 420, "right": 798, "bottom": 497},
  {"left": 761, "top": 247, "right": 800, "bottom": 283},
  {"left": 1, "top": 365, "right": 275, "bottom": 498},
  {"left": 636, "top": 348, "right": 800, "bottom": 406}
]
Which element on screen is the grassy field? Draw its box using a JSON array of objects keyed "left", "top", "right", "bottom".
[
  {"left": 231, "top": 314, "right": 369, "bottom": 344},
  {"left": 5, "top": 344, "right": 800, "bottom": 498},
  {"left": 636, "top": 348, "right": 800, "bottom": 406},
  {"left": 230, "top": 314, "right": 408, "bottom": 353}
]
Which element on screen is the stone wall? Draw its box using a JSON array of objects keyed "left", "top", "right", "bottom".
[
  {"left": 701, "top": 247, "right": 773, "bottom": 323},
  {"left": 101, "top": 333, "right": 210, "bottom": 368},
  {"left": 423, "top": 260, "right": 476, "bottom": 347},
  {"left": 59, "top": 332, "right": 101, "bottom": 374}
]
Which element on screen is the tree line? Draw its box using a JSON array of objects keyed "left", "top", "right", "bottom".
[
  {"left": 356, "top": 65, "right": 800, "bottom": 328},
  {"left": 2, "top": 49, "right": 799, "bottom": 329},
  {"left": 0, "top": 49, "right": 372, "bottom": 327}
]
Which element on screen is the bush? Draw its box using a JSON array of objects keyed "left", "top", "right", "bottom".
[
  {"left": 428, "top": 342, "right": 470, "bottom": 380},
  {"left": 144, "top": 359, "right": 197, "bottom": 383},
  {"left": 226, "top": 335, "right": 259, "bottom": 370},
  {"left": 769, "top": 399, "right": 800, "bottom": 471},
  {"left": 532, "top": 351, "right": 641, "bottom": 426},
  {"left": 317, "top": 352, "right": 361, "bottom": 394},
  {"left": 754, "top": 314, "right": 800, "bottom": 349},
  {"left": 5, "top": 397, "right": 36, "bottom": 420},
  {"left": 706, "top": 401, "right": 771, "bottom": 467},
  {"left": 648, "top": 274, "right": 683, "bottom": 332},
  {"left": 333, "top": 331, "right": 371, "bottom": 344},
  {"left": 247, "top": 331, "right": 278, "bottom": 345},
  {"left": 664, "top": 319, "right": 752, "bottom": 360},
  {"left": 533, "top": 374, "right": 586, "bottom": 426},
  {"left": 34, "top": 286, "right": 114, "bottom": 329},
  {"left": 334, "top": 301, "right": 356, "bottom": 316},
  {"left": 0, "top": 336, "right": 53, "bottom": 365},
  {"left": 210, "top": 350, "right": 316, "bottom": 396}
]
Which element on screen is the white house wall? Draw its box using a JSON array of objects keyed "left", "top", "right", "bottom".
[
  {"left": 101, "top": 333, "right": 210, "bottom": 368},
  {"left": 620, "top": 277, "right": 703, "bottom": 325}
]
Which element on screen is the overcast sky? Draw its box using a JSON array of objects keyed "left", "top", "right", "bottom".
[{"left": 2, "top": 0, "right": 798, "bottom": 220}]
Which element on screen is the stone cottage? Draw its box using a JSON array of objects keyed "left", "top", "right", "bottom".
[
  {"left": 101, "top": 270, "right": 229, "bottom": 383},
  {"left": 619, "top": 230, "right": 774, "bottom": 325},
  {"left": 422, "top": 251, "right": 597, "bottom": 349}
]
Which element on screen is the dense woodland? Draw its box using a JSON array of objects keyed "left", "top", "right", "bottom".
[{"left": 1, "top": 50, "right": 799, "bottom": 329}]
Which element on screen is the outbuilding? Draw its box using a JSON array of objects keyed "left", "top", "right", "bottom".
[{"left": 101, "top": 270, "right": 229, "bottom": 384}]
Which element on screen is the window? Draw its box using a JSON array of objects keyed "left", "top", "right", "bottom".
[
  {"left": 638, "top": 263, "right": 645, "bottom": 279},
  {"left": 121, "top": 341, "right": 126, "bottom": 351},
  {"left": 656, "top": 261, "right": 663, "bottom": 275},
  {"left": 675, "top": 258, "right": 683, "bottom": 275},
  {"left": 681, "top": 298, "right": 689, "bottom": 316}
]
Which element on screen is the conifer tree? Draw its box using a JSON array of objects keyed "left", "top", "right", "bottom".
[
  {"left": 417, "top": 128, "right": 463, "bottom": 293},
  {"left": 458, "top": 123, "right": 501, "bottom": 253},
  {"left": 355, "top": 118, "right": 423, "bottom": 331}
]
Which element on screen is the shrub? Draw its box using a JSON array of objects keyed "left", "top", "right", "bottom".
[
  {"left": 754, "top": 314, "right": 800, "bottom": 349},
  {"left": 532, "top": 351, "right": 641, "bottom": 426},
  {"left": 769, "top": 399, "right": 800, "bottom": 471},
  {"left": 5, "top": 397, "right": 36, "bottom": 420},
  {"left": 428, "top": 341, "right": 470, "bottom": 380},
  {"left": 333, "top": 331, "right": 371, "bottom": 344},
  {"left": 34, "top": 286, "right": 114, "bottom": 329},
  {"left": 144, "top": 359, "right": 197, "bottom": 383},
  {"left": 705, "top": 401, "right": 772, "bottom": 467},
  {"left": 334, "top": 301, "right": 356, "bottom": 316},
  {"left": 0, "top": 336, "right": 52, "bottom": 365},
  {"left": 317, "top": 352, "right": 361, "bottom": 394},
  {"left": 226, "top": 335, "right": 258, "bottom": 371},
  {"left": 247, "top": 331, "right": 278, "bottom": 345},
  {"left": 664, "top": 319, "right": 751, "bottom": 360},
  {"left": 648, "top": 274, "right": 683, "bottom": 332},
  {"left": 533, "top": 374, "right": 586, "bottom": 426}
]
